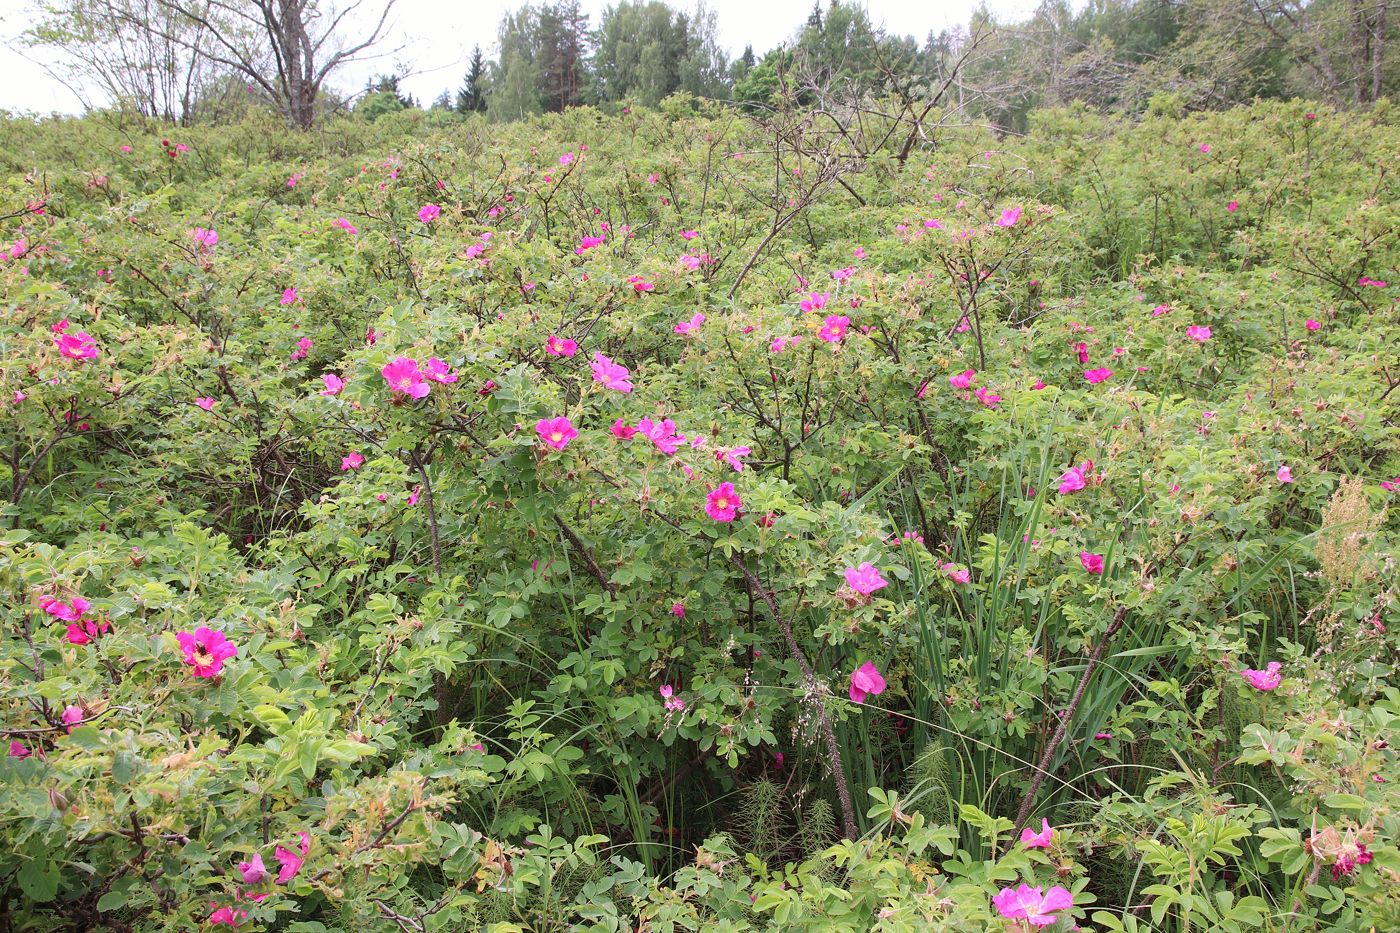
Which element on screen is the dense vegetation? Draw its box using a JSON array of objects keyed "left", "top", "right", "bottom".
[{"left": 1, "top": 97, "right": 1398, "bottom": 931}]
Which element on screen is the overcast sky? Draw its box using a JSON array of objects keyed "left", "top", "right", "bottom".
[{"left": 0, "top": 0, "right": 1042, "bottom": 115}]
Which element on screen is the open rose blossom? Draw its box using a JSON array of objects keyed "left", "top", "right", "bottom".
[
  {"left": 176, "top": 626, "right": 238, "bottom": 678},
  {"left": 1080, "top": 551, "right": 1105, "bottom": 574},
  {"left": 1083, "top": 367, "right": 1113, "bottom": 384},
  {"left": 536, "top": 416, "right": 578, "bottom": 451},
  {"left": 590, "top": 352, "right": 633, "bottom": 392},
  {"left": 992, "top": 883, "right": 1073, "bottom": 927},
  {"left": 705, "top": 482, "right": 740, "bottom": 521},
  {"left": 1241, "top": 661, "right": 1282, "bottom": 691},
  {"left": 844, "top": 562, "right": 888, "bottom": 595},
  {"left": 848, "top": 661, "right": 886, "bottom": 703},
  {"left": 55, "top": 331, "right": 99, "bottom": 360},
  {"left": 546, "top": 335, "right": 577, "bottom": 357},
  {"left": 1020, "top": 818, "right": 1054, "bottom": 849},
  {"left": 381, "top": 357, "right": 430, "bottom": 399}
]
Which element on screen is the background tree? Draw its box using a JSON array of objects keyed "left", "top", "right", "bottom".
[
  {"left": 154, "top": 0, "right": 402, "bottom": 128},
  {"left": 22, "top": 0, "right": 226, "bottom": 123},
  {"left": 489, "top": 6, "right": 543, "bottom": 119},
  {"left": 455, "top": 44, "right": 487, "bottom": 113}
]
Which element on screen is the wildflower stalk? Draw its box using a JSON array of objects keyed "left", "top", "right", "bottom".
[
  {"left": 731, "top": 554, "right": 858, "bottom": 841},
  {"left": 1012, "top": 604, "right": 1129, "bottom": 836},
  {"left": 409, "top": 447, "right": 441, "bottom": 577}
]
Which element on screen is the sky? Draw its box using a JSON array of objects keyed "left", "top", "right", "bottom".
[{"left": 0, "top": 0, "right": 1043, "bottom": 116}]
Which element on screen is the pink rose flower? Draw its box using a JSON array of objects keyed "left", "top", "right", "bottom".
[
  {"left": 175, "top": 626, "right": 238, "bottom": 678},
  {"left": 536, "top": 416, "right": 578, "bottom": 451},
  {"left": 705, "top": 482, "right": 740, "bottom": 522},
  {"left": 848, "top": 661, "right": 886, "bottom": 703}
]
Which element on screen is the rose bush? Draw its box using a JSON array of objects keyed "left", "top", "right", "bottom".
[{"left": 0, "top": 99, "right": 1396, "bottom": 930}]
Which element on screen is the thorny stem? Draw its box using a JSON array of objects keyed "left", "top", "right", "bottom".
[
  {"left": 1012, "top": 604, "right": 1129, "bottom": 836},
  {"left": 730, "top": 554, "right": 858, "bottom": 840}
]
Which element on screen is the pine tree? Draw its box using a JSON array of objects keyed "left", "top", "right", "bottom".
[{"left": 456, "top": 45, "right": 488, "bottom": 113}]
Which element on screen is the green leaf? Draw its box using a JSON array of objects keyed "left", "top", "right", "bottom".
[{"left": 18, "top": 860, "right": 59, "bottom": 902}]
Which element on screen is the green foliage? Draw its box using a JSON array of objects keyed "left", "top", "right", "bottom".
[{"left": 0, "top": 98, "right": 1397, "bottom": 931}]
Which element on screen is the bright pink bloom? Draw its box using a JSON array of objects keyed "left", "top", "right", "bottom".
[
  {"left": 995, "top": 206, "right": 1021, "bottom": 227},
  {"left": 321, "top": 374, "right": 344, "bottom": 396},
  {"left": 1199, "top": 143, "right": 1211, "bottom": 153},
  {"left": 659, "top": 684, "right": 684, "bottom": 712},
  {"left": 1186, "top": 325, "right": 1212, "bottom": 342},
  {"left": 681, "top": 229, "right": 699, "bottom": 240},
  {"left": 61, "top": 705, "right": 85, "bottom": 728},
  {"left": 424, "top": 358, "right": 457, "bottom": 384},
  {"left": 948, "top": 369, "right": 975, "bottom": 389},
  {"left": 974, "top": 387, "right": 1000, "bottom": 408},
  {"left": 819, "top": 315, "right": 850, "bottom": 343},
  {"left": 941, "top": 563, "right": 970, "bottom": 584},
  {"left": 290, "top": 336, "right": 313, "bottom": 361},
  {"left": 41, "top": 596, "right": 92, "bottom": 622},
  {"left": 1083, "top": 367, "right": 1113, "bottom": 384},
  {"left": 274, "top": 844, "right": 304, "bottom": 883},
  {"left": 1080, "top": 551, "right": 1104, "bottom": 574},
  {"left": 1240, "top": 661, "right": 1282, "bottom": 691},
  {"left": 844, "top": 562, "right": 888, "bottom": 595},
  {"left": 333, "top": 217, "right": 357, "bottom": 234},
  {"left": 1277, "top": 465, "right": 1293, "bottom": 484},
  {"left": 590, "top": 352, "right": 633, "bottom": 393},
  {"left": 576, "top": 235, "right": 606, "bottom": 254},
  {"left": 546, "top": 335, "right": 577, "bottom": 357},
  {"left": 559, "top": 151, "right": 574, "bottom": 166},
  {"left": 417, "top": 203, "right": 441, "bottom": 224},
  {"left": 190, "top": 227, "right": 218, "bottom": 250},
  {"left": 1227, "top": 200, "right": 1239, "bottom": 213},
  {"left": 705, "top": 482, "right": 740, "bottom": 522},
  {"left": 381, "top": 357, "right": 430, "bottom": 399},
  {"left": 992, "top": 883, "right": 1073, "bottom": 927},
  {"left": 536, "top": 416, "right": 578, "bottom": 451},
  {"left": 238, "top": 853, "right": 270, "bottom": 885},
  {"left": 209, "top": 905, "right": 247, "bottom": 926},
  {"left": 674, "top": 313, "right": 705, "bottom": 335},
  {"left": 406, "top": 485, "right": 421, "bottom": 506},
  {"left": 340, "top": 452, "right": 364, "bottom": 471},
  {"left": 66, "top": 618, "right": 111, "bottom": 644},
  {"left": 638, "top": 418, "right": 684, "bottom": 454},
  {"left": 55, "top": 331, "right": 98, "bottom": 360},
  {"left": 1305, "top": 319, "right": 1320, "bottom": 331},
  {"left": 175, "top": 626, "right": 238, "bottom": 678},
  {"left": 195, "top": 397, "right": 217, "bottom": 411},
  {"left": 1075, "top": 341, "right": 1089, "bottom": 364},
  {"left": 1057, "top": 466, "right": 1086, "bottom": 494},
  {"left": 848, "top": 662, "right": 886, "bottom": 703},
  {"left": 800, "top": 292, "right": 829, "bottom": 313},
  {"left": 718, "top": 446, "right": 751, "bottom": 472},
  {"left": 9, "top": 740, "right": 30, "bottom": 758},
  {"left": 280, "top": 287, "right": 298, "bottom": 305},
  {"left": 671, "top": 602, "right": 685, "bottom": 618},
  {"left": 1021, "top": 818, "right": 1054, "bottom": 849},
  {"left": 610, "top": 419, "right": 636, "bottom": 440},
  {"left": 627, "top": 275, "right": 654, "bottom": 293}
]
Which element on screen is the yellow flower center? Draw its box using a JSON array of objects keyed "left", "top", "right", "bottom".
[
  {"left": 716, "top": 498, "right": 728, "bottom": 509},
  {"left": 550, "top": 432, "right": 563, "bottom": 442}
]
